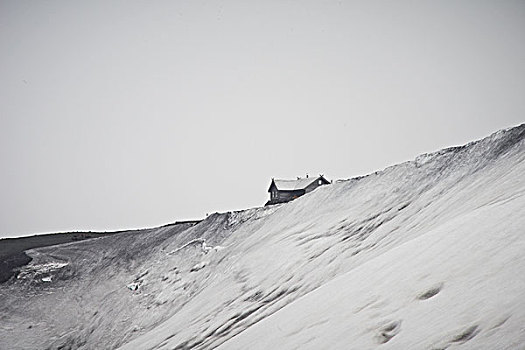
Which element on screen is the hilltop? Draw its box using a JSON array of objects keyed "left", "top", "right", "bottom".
[{"left": 1, "top": 124, "right": 524, "bottom": 349}]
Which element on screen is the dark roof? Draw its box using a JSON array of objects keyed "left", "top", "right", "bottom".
[{"left": 268, "top": 175, "right": 329, "bottom": 192}]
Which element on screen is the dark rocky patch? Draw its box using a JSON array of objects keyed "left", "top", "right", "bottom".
[{"left": 0, "top": 232, "right": 115, "bottom": 283}]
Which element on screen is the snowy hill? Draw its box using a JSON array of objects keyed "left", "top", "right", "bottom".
[{"left": 1, "top": 124, "right": 524, "bottom": 350}]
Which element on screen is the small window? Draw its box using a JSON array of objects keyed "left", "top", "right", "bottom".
[{"left": 318, "top": 180, "right": 322, "bottom": 185}]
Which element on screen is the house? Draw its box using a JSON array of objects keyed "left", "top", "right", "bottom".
[{"left": 266, "top": 175, "right": 330, "bottom": 205}]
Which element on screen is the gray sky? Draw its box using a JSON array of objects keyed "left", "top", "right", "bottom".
[{"left": 1, "top": 0, "right": 524, "bottom": 238}]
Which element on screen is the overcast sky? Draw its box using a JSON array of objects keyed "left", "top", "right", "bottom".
[{"left": 1, "top": 0, "right": 524, "bottom": 238}]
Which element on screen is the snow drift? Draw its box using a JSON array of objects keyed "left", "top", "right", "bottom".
[{"left": 1, "top": 124, "right": 524, "bottom": 350}]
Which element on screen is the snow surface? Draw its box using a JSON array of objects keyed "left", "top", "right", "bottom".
[{"left": 1, "top": 124, "right": 524, "bottom": 349}]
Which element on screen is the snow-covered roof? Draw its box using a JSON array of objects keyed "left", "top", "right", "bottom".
[{"left": 270, "top": 176, "right": 324, "bottom": 191}]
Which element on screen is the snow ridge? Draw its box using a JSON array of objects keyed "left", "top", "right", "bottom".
[{"left": 0, "top": 124, "right": 524, "bottom": 350}]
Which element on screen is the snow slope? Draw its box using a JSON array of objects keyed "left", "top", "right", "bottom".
[{"left": 1, "top": 124, "right": 524, "bottom": 350}]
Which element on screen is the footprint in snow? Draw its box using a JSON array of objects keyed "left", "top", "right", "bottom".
[
  {"left": 190, "top": 261, "right": 208, "bottom": 272},
  {"left": 451, "top": 325, "right": 479, "bottom": 343},
  {"left": 417, "top": 283, "right": 443, "bottom": 300},
  {"left": 431, "top": 324, "right": 480, "bottom": 350},
  {"left": 375, "top": 320, "right": 401, "bottom": 344}
]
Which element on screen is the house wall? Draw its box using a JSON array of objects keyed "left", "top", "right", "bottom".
[
  {"left": 278, "top": 189, "right": 305, "bottom": 202},
  {"left": 267, "top": 188, "right": 304, "bottom": 205}
]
